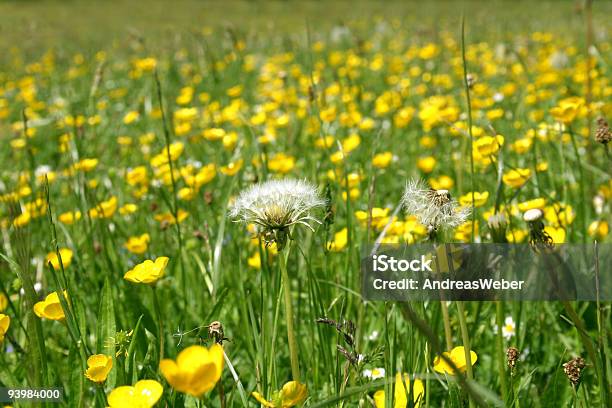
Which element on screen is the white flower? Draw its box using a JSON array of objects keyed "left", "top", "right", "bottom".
[
  {"left": 502, "top": 316, "right": 516, "bottom": 340},
  {"left": 401, "top": 179, "right": 470, "bottom": 230},
  {"left": 368, "top": 330, "right": 379, "bottom": 341},
  {"left": 494, "top": 315, "right": 516, "bottom": 340},
  {"left": 230, "top": 179, "right": 325, "bottom": 249},
  {"left": 363, "top": 367, "right": 385, "bottom": 379}
]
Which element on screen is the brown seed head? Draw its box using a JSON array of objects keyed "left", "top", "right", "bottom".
[
  {"left": 595, "top": 117, "right": 611, "bottom": 145},
  {"left": 563, "top": 357, "right": 586, "bottom": 386}
]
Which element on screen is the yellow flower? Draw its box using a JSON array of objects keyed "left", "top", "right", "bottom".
[
  {"left": 154, "top": 209, "right": 189, "bottom": 225},
  {"left": 268, "top": 153, "right": 296, "bottom": 174},
  {"left": 89, "top": 196, "right": 118, "bottom": 219},
  {"left": 34, "top": 291, "right": 69, "bottom": 321},
  {"left": 433, "top": 346, "right": 478, "bottom": 375},
  {"left": 0, "top": 314, "right": 10, "bottom": 343},
  {"left": 502, "top": 168, "right": 531, "bottom": 188},
  {"left": 84, "top": 354, "right": 113, "bottom": 383},
  {"left": 429, "top": 175, "right": 454, "bottom": 190},
  {"left": 58, "top": 211, "right": 81, "bottom": 225},
  {"left": 124, "top": 257, "right": 169, "bottom": 284},
  {"left": 159, "top": 344, "right": 224, "bottom": 397},
  {"left": 473, "top": 135, "right": 504, "bottom": 157},
  {"left": 203, "top": 128, "right": 226, "bottom": 141},
  {"left": 252, "top": 381, "right": 308, "bottom": 408},
  {"left": 342, "top": 133, "right": 361, "bottom": 153},
  {"left": 373, "top": 373, "right": 424, "bottom": 408},
  {"left": 517, "top": 198, "right": 546, "bottom": 212},
  {"left": 124, "top": 234, "right": 150, "bottom": 255},
  {"left": 248, "top": 252, "right": 262, "bottom": 269},
  {"left": 506, "top": 229, "right": 528, "bottom": 243},
  {"left": 588, "top": 220, "right": 609, "bottom": 240},
  {"left": 545, "top": 226, "right": 566, "bottom": 243},
  {"left": 119, "top": 203, "right": 139, "bottom": 215},
  {"left": 73, "top": 158, "right": 99, "bottom": 172},
  {"left": 417, "top": 156, "right": 436, "bottom": 173},
  {"left": 107, "top": 379, "right": 163, "bottom": 408},
  {"left": 327, "top": 228, "right": 348, "bottom": 251},
  {"left": 0, "top": 293, "right": 7, "bottom": 312},
  {"left": 372, "top": 152, "right": 393, "bottom": 169},
  {"left": 458, "top": 191, "right": 489, "bottom": 207},
  {"left": 549, "top": 97, "right": 584, "bottom": 124},
  {"left": 220, "top": 159, "right": 243, "bottom": 176},
  {"left": 123, "top": 111, "right": 140, "bottom": 125},
  {"left": 45, "top": 248, "right": 73, "bottom": 270}
]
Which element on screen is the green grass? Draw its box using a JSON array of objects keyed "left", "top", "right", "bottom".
[{"left": 0, "top": 1, "right": 611, "bottom": 407}]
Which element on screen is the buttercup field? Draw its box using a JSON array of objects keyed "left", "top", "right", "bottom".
[{"left": 0, "top": 1, "right": 610, "bottom": 407}]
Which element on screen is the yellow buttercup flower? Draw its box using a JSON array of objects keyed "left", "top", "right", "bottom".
[
  {"left": 45, "top": 248, "right": 73, "bottom": 270},
  {"left": 34, "top": 291, "right": 69, "bottom": 321},
  {"left": 433, "top": 346, "right": 478, "bottom": 375},
  {"left": 549, "top": 97, "right": 584, "bottom": 124},
  {"left": 107, "top": 379, "right": 163, "bottom": 408},
  {"left": 372, "top": 152, "right": 393, "bottom": 169},
  {"left": 154, "top": 209, "right": 189, "bottom": 226},
  {"left": 0, "top": 314, "right": 10, "bottom": 343},
  {"left": 124, "top": 234, "right": 150, "bottom": 255},
  {"left": 502, "top": 168, "right": 531, "bottom": 188},
  {"left": 89, "top": 196, "right": 118, "bottom": 219},
  {"left": 124, "top": 257, "right": 169, "bottom": 284},
  {"left": 373, "top": 373, "right": 424, "bottom": 408},
  {"left": 417, "top": 156, "right": 436, "bottom": 173},
  {"left": 588, "top": 220, "right": 609, "bottom": 240},
  {"left": 252, "top": 381, "right": 307, "bottom": 407},
  {"left": 327, "top": 227, "right": 348, "bottom": 251},
  {"left": 84, "top": 354, "right": 113, "bottom": 383},
  {"left": 0, "top": 293, "right": 7, "bottom": 312},
  {"left": 58, "top": 211, "right": 81, "bottom": 225},
  {"left": 159, "top": 344, "right": 224, "bottom": 397},
  {"left": 268, "top": 153, "right": 296, "bottom": 174},
  {"left": 458, "top": 191, "right": 489, "bottom": 207}
]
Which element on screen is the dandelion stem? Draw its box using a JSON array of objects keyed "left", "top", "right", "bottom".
[{"left": 279, "top": 245, "right": 301, "bottom": 381}]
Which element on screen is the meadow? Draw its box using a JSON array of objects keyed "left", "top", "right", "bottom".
[{"left": 0, "top": 1, "right": 611, "bottom": 407}]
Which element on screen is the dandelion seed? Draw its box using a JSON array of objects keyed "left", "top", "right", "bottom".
[
  {"left": 229, "top": 179, "right": 325, "bottom": 250},
  {"left": 401, "top": 179, "right": 470, "bottom": 234}
]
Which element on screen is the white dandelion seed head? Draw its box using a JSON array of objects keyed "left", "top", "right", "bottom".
[
  {"left": 401, "top": 179, "right": 470, "bottom": 230},
  {"left": 230, "top": 178, "right": 326, "bottom": 248},
  {"left": 523, "top": 208, "right": 543, "bottom": 223}
]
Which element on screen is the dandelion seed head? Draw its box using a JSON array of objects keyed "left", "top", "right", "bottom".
[
  {"left": 230, "top": 178, "right": 325, "bottom": 249},
  {"left": 523, "top": 208, "right": 543, "bottom": 223},
  {"left": 401, "top": 179, "right": 470, "bottom": 230}
]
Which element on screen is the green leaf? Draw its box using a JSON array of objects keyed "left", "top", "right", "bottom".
[{"left": 98, "top": 277, "right": 117, "bottom": 389}]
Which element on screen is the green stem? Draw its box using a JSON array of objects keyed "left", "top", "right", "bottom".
[
  {"left": 495, "top": 302, "right": 508, "bottom": 403},
  {"left": 279, "top": 246, "right": 301, "bottom": 382},
  {"left": 568, "top": 128, "right": 587, "bottom": 243},
  {"left": 152, "top": 287, "right": 164, "bottom": 362},
  {"left": 456, "top": 302, "right": 474, "bottom": 408}
]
